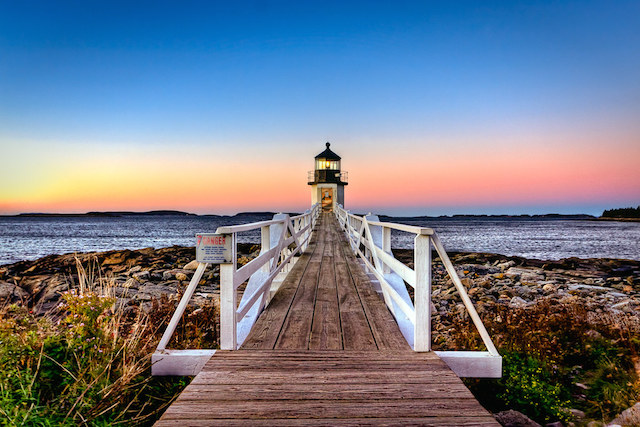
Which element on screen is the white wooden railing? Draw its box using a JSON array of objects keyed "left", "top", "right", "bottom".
[
  {"left": 152, "top": 204, "right": 321, "bottom": 375},
  {"left": 334, "top": 204, "right": 501, "bottom": 377}
]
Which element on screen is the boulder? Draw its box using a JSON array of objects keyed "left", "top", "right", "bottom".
[
  {"left": 102, "top": 251, "right": 129, "bottom": 265},
  {"left": 0, "top": 282, "right": 28, "bottom": 300},
  {"left": 496, "top": 261, "right": 516, "bottom": 271},
  {"left": 132, "top": 270, "right": 151, "bottom": 282},
  {"left": 509, "top": 296, "right": 528, "bottom": 307},
  {"left": 608, "top": 402, "right": 640, "bottom": 426},
  {"left": 494, "top": 410, "right": 541, "bottom": 427},
  {"left": 137, "top": 283, "right": 178, "bottom": 300},
  {"left": 162, "top": 269, "right": 190, "bottom": 281},
  {"left": 505, "top": 267, "right": 544, "bottom": 282},
  {"left": 183, "top": 260, "right": 199, "bottom": 270}
]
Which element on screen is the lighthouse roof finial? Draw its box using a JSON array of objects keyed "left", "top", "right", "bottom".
[{"left": 315, "top": 141, "right": 341, "bottom": 160}]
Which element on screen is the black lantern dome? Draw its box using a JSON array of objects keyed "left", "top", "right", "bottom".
[
  {"left": 315, "top": 142, "right": 341, "bottom": 161},
  {"left": 308, "top": 142, "right": 348, "bottom": 185}
]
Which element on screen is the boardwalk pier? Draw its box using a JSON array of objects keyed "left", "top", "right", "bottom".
[
  {"left": 153, "top": 143, "right": 501, "bottom": 424},
  {"left": 154, "top": 212, "right": 500, "bottom": 425}
]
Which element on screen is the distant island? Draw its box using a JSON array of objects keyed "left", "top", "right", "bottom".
[
  {"left": 2, "top": 209, "right": 639, "bottom": 222},
  {"left": 0, "top": 210, "right": 287, "bottom": 218},
  {"left": 4, "top": 210, "right": 198, "bottom": 218},
  {"left": 601, "top": 206, "right": 640, "bottom": 219},
  {"left": 380, "top": 213, "right": 596, "bottom": 221}
]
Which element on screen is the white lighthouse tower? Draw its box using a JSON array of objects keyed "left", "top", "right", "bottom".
[{"left": 308, "top": 142, "right": 348, "bottom": 211}]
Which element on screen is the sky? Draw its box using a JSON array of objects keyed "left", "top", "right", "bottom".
[{"left": 1, "top": 1, "right": 639, "bottom": 216}]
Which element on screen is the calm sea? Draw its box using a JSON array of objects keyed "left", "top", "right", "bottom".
[{"left": 0, "top": 215, "right": 639, "bottom": 265}]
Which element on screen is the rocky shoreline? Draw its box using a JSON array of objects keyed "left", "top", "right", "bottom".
[
  {"left": 1, "top": 245, "right": 638, "bottom": 326},
  {"left": 393, "top": 249, "right": 640, "bottom": 316},
  {"left": 1, "top": 246, "right": 639, "bottom": 425},
  {"left": 0, "top": 244, "right": 260, "bottom": 314}
]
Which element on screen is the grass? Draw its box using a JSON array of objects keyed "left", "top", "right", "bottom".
[
  {"left": 0, "top": 257, "right": 216, "bottom": 426},
  {"left": 2, "top": 255, "right": 638, "bottom": 425},
  {"left": 441, "top": 299, "right": 640, "bottom": 424}
]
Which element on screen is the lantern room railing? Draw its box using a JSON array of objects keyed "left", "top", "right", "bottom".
[{"left": 307, "top": 170, "right": 348, "bottom": 184}]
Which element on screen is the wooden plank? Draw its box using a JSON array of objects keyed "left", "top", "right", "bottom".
[
  {"left": 240, "top": 249, "right": 314, "bottom": 349},
  {"left": 309, "top": 241, "right": 342, "bottom": 350},
  {"left": 212, "top": 349, "right": 444, "bottom": 363},
  {"left": 159, "top": 399, "right": 492, "bottom": 419},
  {"left": 156, "top": 417, "right": 499, "bottom": 426},
  {"left": 337, "top": 237, "right": 411, "bottom": 350},
  {"left": 334, "top": 240, "right": 377, "bottom": 350},
  {"left": 177, "top": 383, "right": 476, "bottom": 400},
  {"left": 204, "top": 359, "right": 451, "bottom": 370},
  {"left": 190, "top": 371, "right": 463, "bottom": 385},
  {"left": 274, "top": 230, "right": 324, "bottom": 349}
]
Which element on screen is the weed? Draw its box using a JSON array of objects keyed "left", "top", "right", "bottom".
[{"left": 0, "top": 257, "right": 217, "bottom": 425}]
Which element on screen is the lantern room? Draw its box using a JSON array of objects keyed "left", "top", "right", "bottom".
[{"left": 308, "top": 142, "right": 348, "bottom": 211}]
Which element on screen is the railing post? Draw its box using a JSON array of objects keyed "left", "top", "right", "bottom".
[
  {"left": 414, "top": 235, "right": 432, "bottom": 351},
  {"left": 382, "top": 227, "right": 391, "bottom": 274},
  {"left": 260, "top": 225, "right": 270, "bottom": 272},
  {"left": 220, "top": 233, "right": 237, "bottom": 350}
]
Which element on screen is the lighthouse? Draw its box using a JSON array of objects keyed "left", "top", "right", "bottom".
[{"left": 308, "top": 142, "right": 348, "bottom": 211}]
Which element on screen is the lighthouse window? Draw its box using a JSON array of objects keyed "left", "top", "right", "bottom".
[{"left": 316, "top": 159, "right": 340, "bottom": 170}]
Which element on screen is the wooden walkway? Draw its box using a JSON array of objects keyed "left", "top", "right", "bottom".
[{"left": 156, "top": 214, "right": 499, "bottom": 426}]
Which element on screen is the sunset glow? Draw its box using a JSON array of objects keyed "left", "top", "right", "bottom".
[{"left": 1, "top": 1, "right": 639, "bottom": 216}]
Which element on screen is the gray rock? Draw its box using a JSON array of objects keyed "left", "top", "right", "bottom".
[
  {"left": 494, "top": 409, "right": 541, "bottom": 427},
  {"left": 608, "top": 402, "right": 640, "bottom": 426},
  {"left": 127, "top": 265, "right": 142, "bottom": 275},
  {"left": 0, "top": 282, "right": 29, "bottom": 300},
  {"left": 568, "top": 284, "right": 611, "bottom": 293},
  {"left": 496, "top": 261, "right": 516, "bottom": 271},
  {"left": 568, "top": 408, "right": 585, "bottom": 419},
  {"left": 137, "top": 283, "right": 177, "bottom": 300},
  {"left": 515, "top": 286, "right": 534, "bottom": 300},
  {"left": 132, "top": 270, "right": 150, "bottom": 281},
  {"left": 509, "top": 296, "right": 529, "bottom": 307},
  {"left": 162, "top": 269, "right": 190, "bottom": 281},
  {"left": 505, "top": 267, "right": 544, "bottom": 282}
]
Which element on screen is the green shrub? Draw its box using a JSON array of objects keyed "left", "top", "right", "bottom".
[
  {"left": 498, "top": 352, "right": 571, "bottom": 423},
  {"left": 0, "top": 258, "right": 214, "bottom": 425},
  {"left": 452, "top": 300, "right": 639, "bottom": 423}
]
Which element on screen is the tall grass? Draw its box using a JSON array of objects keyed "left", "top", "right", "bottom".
[
  {"left": 0, "top": 257, "right": 216, "bottom": 426},
  {"left": 444, "top": 299, "right": 640, "bottom": 424}
]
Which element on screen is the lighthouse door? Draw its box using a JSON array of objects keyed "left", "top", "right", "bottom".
[{"left": 321, "top": 188, "right": 333, "bottom": 211}]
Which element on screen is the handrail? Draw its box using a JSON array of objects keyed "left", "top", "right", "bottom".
[
  {"left": 334, "top": 204, "right": 499, "bottom": 358},
  {"left": 155, "top": 203, "right": 321, "bottom": 356},
  {"left": 365, "top": 220, "right": 434, "bottom": 236},
  {"left": 215, "top": 218, "right": 287, "bottom": 234}
]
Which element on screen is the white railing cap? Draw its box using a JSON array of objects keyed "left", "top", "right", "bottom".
[
  {"left": 215, "top": 205, "right": 319, "bottom": 234},
  {"left": 215, "top": 218, "right": 286, "bottom": 234},
  {"left": 365, "top": 220, "right": 434, "bottom": 235}
]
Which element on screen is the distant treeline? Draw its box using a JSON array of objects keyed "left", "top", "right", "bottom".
[{"left": 601, "top": 206, "right": 640, "bottom": 218}]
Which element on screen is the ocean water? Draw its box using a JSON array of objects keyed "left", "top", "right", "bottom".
[
  {"left": 0, "top": 215, "right": 639, "bottom": 265},
  {"left": 387, "top": 217, "right": 640, "bottom": 261},
  {"left": 0, "top": 214, "right": 271, "bottom": 265}
]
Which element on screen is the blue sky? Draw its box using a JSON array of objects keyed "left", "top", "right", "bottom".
[{"left": 1, "top": 1, "right": 639, "bottom": 215}]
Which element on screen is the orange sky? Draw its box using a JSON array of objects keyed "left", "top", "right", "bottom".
[{"left": 1, "top": 129, "right": 639, "bottom": 216}]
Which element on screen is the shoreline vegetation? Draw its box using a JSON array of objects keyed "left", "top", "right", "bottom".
[{"left": 1, "top": 246, "right": 639, "bottom": 426}]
